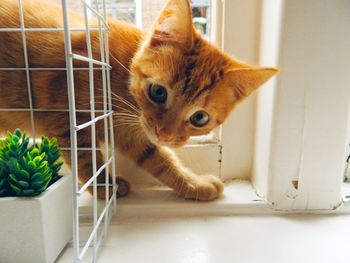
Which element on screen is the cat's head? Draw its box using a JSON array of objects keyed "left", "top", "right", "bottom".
[{"left": 130, "top": 0, "right": 278, "bottom": 147}]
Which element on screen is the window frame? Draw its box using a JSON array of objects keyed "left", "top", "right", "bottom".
[{"left": 97, "top": 0, "right": 140, "bottom": 26}]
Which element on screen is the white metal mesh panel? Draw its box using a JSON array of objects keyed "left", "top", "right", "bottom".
[
  {"left": 62, "top": 0, "right": 117, "bottom": 262},
  {"left": 0, "top": 0, "right": 117, "bottom": 262}
]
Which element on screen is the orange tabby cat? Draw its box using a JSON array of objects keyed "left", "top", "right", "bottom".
[{"left": 0, "top": 0, "right": 277, "bottom": 201}]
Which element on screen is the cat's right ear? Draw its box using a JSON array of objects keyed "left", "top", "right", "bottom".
[
  {"left": 148, "top": 0, "right": 194, "bottom": 49},
  {"left": 225, "top": 67, "right": 279, "bottom": 101}
]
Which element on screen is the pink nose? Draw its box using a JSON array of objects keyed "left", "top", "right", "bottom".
[{"left": 155, "top": 126, "right": 174, "bottom": 142}]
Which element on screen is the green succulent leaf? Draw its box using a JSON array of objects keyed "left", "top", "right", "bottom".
[
  {"left": 32, "top": 172, "right": 44, "bottom": 182},
  {"left": 19, "top": 169, "right": 30, "bottom": 181},
  {"left": 0, "top": 129, "right": 63, "bottom": 197},
  {"left": 22, "top": 189, "right": 35, "bottom": 196},
  {"left": 9, "top": 174, "right": 18, "bottom": 182},
  {"left": 9, "top": 183, "right": 21, "bottom": 194},
  {"left": 18, "top": 180, "right": 29, "bottom": 189},
  {"left": 31, "top": 180, "right": 44, "bottom": 189},
  {"left": 28, "top": 161, "right": 36, "bottom": 171}
]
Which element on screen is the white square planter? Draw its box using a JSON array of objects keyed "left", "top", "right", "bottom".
[{"left": 0, "top": 175, "right": 73, "bottom": 263}]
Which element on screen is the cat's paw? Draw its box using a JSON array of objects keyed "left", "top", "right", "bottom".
[
  {"left": 95, "top": 176, "right": 130, "bottom": 199},
  {"left": 184, "top": 175, "right": 224, "bottom": 201}
]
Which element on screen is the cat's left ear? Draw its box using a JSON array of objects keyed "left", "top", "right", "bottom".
[
  {"left": 226, "top": 67, "right": 279, "bottom": 100},
  {"left": 148, "top": 0, "right": 194, "bottom": 49}
]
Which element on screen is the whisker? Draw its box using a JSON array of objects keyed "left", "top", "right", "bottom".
[
  {"left": 79, "top": 93, "right": 139, "bottom": 111},
  {"left": 114, "top": 121, "right": 139, "bottom": 125},
  {"left": 113, "top": 113, "right": 139, "bottom": 118},
  {"left": 110, "top": 53, "right": 132, "bottom": 74},
  {"left": 114, "top": 119, "right": 139, "bottom": 123},
  {"left": 93, "top": 90, "right": 140, "bottom": 114},
  {"left": 114, "top": 122, "right": 140, "bottom": 126},
  {"left": 113, "top": 123, "right": 140, "bottom": 128},
  {"left": 113, "top": 117, "right": 140, "bottom": 122},
  {"left": 92, "top": 96, "right": 138, "bottom": 108},
  {"left": 84, "top": 101, "right": 139, "bottom": 116},
  {"left": 110, "top": 91, "right": 139, "bottom": 112}
]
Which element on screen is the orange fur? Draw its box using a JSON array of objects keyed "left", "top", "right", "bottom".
[{"left": 0, "top": 0, "right": 277, "bottom": 200}]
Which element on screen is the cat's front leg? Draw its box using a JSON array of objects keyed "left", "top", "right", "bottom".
[
  {"left": 126, "top": 141, "right": 224, "bottom": 201},
  {"left": 60, "top": 140, "right": 130, "bottom": 199}
]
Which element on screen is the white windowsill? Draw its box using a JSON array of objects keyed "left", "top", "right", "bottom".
[
  {"left": 114, "top": 180, "right": 269, "bottom": 220},
  {"left": 78, "top": 180, "right": 269, "bottom": 219},
  {"left": 74, "top": 179, "right": 350, "bottom": 224},
  {"left": 78, "top": 180, "right": 347, "bottom": 221},
  {"left": 78, "top": 180, "right": 350, "bottom": 222}
]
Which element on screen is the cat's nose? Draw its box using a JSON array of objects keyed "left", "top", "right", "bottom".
[{"left": 155, "top": 126, "right": 174, "bottom": 142}]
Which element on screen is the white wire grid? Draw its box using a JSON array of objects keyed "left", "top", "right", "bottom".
[{"left": 0, "top": 0, "right": 117, "bottom": 262}]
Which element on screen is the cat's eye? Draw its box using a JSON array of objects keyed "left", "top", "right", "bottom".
[
  {"left": 190, "top": 111, "right": 210, "bottom": 127},
  {"left": 148, "top": 84, "right": 167, "bottom": 104}
]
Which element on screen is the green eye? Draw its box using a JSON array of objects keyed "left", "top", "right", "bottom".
[
  {"left": 148, "top": 84, "right": 167, "bottom": 104},
  {"left": 190, "top": 111, "right": 210, "bottom": 127}
]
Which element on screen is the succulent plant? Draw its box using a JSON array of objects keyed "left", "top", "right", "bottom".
[
  {"left": 8, "top": 148, "right": 52, "bottom": 196},
  {"left": 0, "top": 129, "right": 63, "bottom": 197}
]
